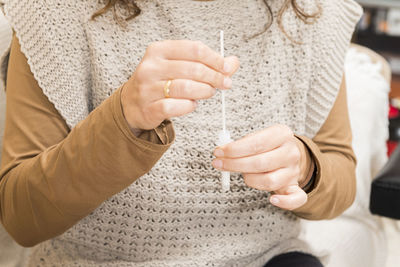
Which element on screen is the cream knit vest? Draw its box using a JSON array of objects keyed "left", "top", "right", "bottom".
[{"left": 1, "top": 0, "right": 362, "bottom": 266}]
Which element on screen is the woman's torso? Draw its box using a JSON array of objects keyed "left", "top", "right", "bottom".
[{"left": 25, "top": 0, "right": 327, "bottom": 265}]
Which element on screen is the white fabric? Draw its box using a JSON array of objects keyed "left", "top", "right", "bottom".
[
  {"left": 0, "top": 10, "right": 30, "bottom": 267},
  {"left": 0, "top": 6, "right": 9, "bottom": 138},
  {"left": 383, "top": 218, "right": 400, "bottom": 267},
  {"left": 0, "top": 0, "right": 362, "bottom": 265},
  {"left": 301, "top": 47, "right": 390, "bottom": 267},
  {"left": 0, "top": 7, "right": 10, "bottom": 88}
]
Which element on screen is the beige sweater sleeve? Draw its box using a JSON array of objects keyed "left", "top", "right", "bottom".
[{"left": 0, "top": 34, "right": 175, "bottom": 247}]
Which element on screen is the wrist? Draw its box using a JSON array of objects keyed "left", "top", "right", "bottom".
[
  {"left": 299, "top": 160, "right": 315, "bottom": 189},
  {"left": 130, "top": 128, "right": 143, "bottom": 137},
  {"left": 120, "top": 83, "right": 143, "bottom": 134},
  {"left": 301, "top": 164, "right": 316, "bottom": 193},
  {"left": 295, "top": 137, "right": 314, "bottom": 187}
]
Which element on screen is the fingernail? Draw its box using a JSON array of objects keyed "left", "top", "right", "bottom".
[
  {"left": 270, "top": 197, "right": 279, "bottom": 205},
  {"left": 223, "top": 62, "right": 232, "bottom": 73},
  {"left": 214, "top": 149, "right": 224, "bottom": 157},
  {"left": 213, "top": 159, "right": 223, "bottom": 169},
  {"left": 224, "top": 77, "right": 232, "bottom": 89}
]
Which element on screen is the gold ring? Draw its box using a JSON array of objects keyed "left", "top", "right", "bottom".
[{"left": 164, "top": 80, "right": 172, "bottom": 98}]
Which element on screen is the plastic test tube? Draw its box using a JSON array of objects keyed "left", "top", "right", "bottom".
[{"left": 218, "top": 30, "right": 232, "bottom": 192}]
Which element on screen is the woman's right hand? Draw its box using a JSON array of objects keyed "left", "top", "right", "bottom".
[{"left": 121, "top": 40, "right": 240, "bottom": 131}]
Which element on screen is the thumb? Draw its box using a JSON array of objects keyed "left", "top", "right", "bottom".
[{"left": 269, "top": 185, "right": 308, "bottom": 210}]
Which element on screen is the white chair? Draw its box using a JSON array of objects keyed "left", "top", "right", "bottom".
[
  {"left": 0, "top": 9, "right": 30, "bottom": 267},
  {"left": 301, "top": 45, "right": 394, "bottom": 267}
]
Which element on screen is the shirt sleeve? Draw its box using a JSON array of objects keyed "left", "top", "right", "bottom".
[
  {"left": 0, "top": 34, "right": 175, "bottom": 247},
  {"left": 293, "top": 75, "right": 357, "bottom": 220}
]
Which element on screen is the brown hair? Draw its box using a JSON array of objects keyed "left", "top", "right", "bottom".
[{"left": 92, "top": 0, "right": 322, "bottom": 43}]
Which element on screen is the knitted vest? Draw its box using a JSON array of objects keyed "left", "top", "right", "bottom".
[{"left": 1, "top": 0, "right": 362, "bottom": 266}]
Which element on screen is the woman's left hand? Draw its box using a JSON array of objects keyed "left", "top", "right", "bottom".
[{"left": 212, "top": 124, "right": 311, "bottom": 210}]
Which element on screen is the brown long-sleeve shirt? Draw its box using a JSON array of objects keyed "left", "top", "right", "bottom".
[{"left": 0, "top": 34, "right": 356, "bottom": 247}]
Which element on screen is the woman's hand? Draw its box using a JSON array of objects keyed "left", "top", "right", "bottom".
[
  {"left": 212, "top": 124, "right": 313, "bottom": 210},
  {"left": 121, "top": 40, "right": 240, "bottom": 130}
]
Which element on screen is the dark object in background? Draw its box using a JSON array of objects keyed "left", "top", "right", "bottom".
[
  {"left": 263, "top": 252, "right": 323, "bottom": 267},
  {"left": 389, "top": 112, "right": 400, "bottom": 142},
  {"left": 370, "top": 144, "right": 400, "bottom": 219}
]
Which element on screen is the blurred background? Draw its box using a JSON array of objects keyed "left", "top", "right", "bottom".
[{"left": 355, "top": 0, "right": 400, "bottom": 155}]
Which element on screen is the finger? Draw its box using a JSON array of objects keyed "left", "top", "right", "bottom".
[
  {"left": 149, "top": 98, "right": 197, "bottom": 121},
  {"left": 212, "top": 145, "right": 292, "bottom": 173},
  {"left": 269, "top": 185, "right": 308, "bottom": 210},
  {"left": 243, "top": 168, "right": 295, "bottom": 192},
  {"left": 224, "top": 56, "right": 240, "bottom": 76},
  {"left": 148, "top": 40, "right": 229, "bottom": 74},
  {"left": 157, "top": 79, "right": 216, "bottom": 100},
  {"left": 160, "top": 60, "right": 232, "bottom": 90},
  {"left": 214, "top": 125, "right": 293, "bottom": 159}
]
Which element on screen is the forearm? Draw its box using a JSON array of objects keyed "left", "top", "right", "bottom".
[{"left": 0, "top": 88, "right": 174, "bottom": 247}]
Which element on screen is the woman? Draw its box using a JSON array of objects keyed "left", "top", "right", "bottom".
[{"left": 0, "top": 0, "right": 362, "bottom": 266}]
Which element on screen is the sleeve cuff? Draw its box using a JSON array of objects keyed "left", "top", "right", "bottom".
[
  {"left": 110, "top": 86, "right": 175, "bottom": 151},
  {"left": 300, "top": 163, "right": 316, "bottom": 194},
  {"left": 292, "top": 135, "right": 324, "bottom": 214}
]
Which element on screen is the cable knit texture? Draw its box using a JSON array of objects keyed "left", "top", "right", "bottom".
[{"left": 0, "top": 0, "right": 361, "bottom": 266}]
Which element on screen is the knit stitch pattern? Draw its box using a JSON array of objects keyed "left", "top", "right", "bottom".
[{"left": 1, "top": 0, "right": 362, "bottom": 266}]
